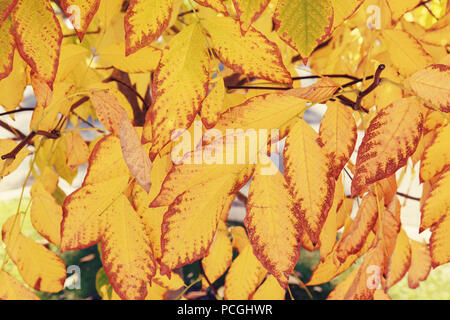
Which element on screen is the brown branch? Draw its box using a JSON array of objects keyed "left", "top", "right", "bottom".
[
  {"left": 236, "top": 191, "right": 248, "bottom": 205},
  {"left": 0, "top": 120, "right": 27, "bottom": 140},
  {"left": 1, "top": 130, "right": 60, "bottom": 160}
]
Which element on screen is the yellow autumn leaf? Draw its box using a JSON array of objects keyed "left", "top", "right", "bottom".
[
  {"left": 145, "top": 22, "right": 210, "bottom": 159},
  {"left": 2, "top": 215, "right": 66, "bottom": 292},
  {"left": 381, "top": 29, "right": 432, "bottom": 77},
  {"left": 124, "top": 0, "right": 173, "bottom": 55},
  {"left": 252, "top": 275, "right": 285, "bottom": 300},
  {"left": 245, "top": 169, "right": 301, "bottom": 287},
  {"left": 420, "top": 167, "right": 450, "bottom": 231},
  {"left": 283, "top": 119, "right": 335, "bottom": 243},
  {"left": 308, "top": 229, "right": 376, "bottom": 286},
  {"left": 407, "top": 64, "right": 450, "bottom": 113},
  {"left": 286, "top": 77, "right": 339, "bottom": 103},
  {"left": 66, "top": 131, "right": 89, "bottom": 169},
  {"left": 0, "top": 18, "right": 14, "bottom": 80},
  {"left": 61, "top": 135, "right": 130, "bottom": 251},
  {"left": 430, "top": 211, "right": 450, "bottom": 268},
  {"left": 96, "top": 42, "right": 161, "bottom": 73},
  {"left": 386, "top": 0, "right": 422, "bottom": 21},
  {"left": 319, "top": 100, "right": 357, "bottom": 179},
  {"left": 194, "top": 0, "right": 227, "bottom": 14},
  {"left": 203, "top": 15, "right": 292, "bottom": 85},
  {"left": 0, "top": 139, "right": 30, "bottom": 179},
  {"left": 30, "top": 181, "right": 63, "bottom": 245},
  {"left": 224, "top": 244, "right": 267, "bottom": 300},
  {"left": 274, "top": 0, "right": 334, "bottom": 59},
  {"left": 0, "top": 0, "right": 17, "bottom": 26},
  {"left": 159, "top": 175, "right": 236, "bottom": 275},
  {"left": 407, "top": 240, "right": 431, "bottom": 289},
  {"left": 336, "top": 192, "right": 378, "bottom": 262},
  {"left": 100, "top": 194, "right": 156, "bottom": 300},
  {"left": 351, "top": 97, "right": 424, "bottom": 196},
  {"left": 60, "top": 0, "right": 101, "bottom": 41},
  {"left": 331, "top": 0, "right": 364, "bottom": 28},
  {"left": 90, "top": 89, "right": 126, "bottom": 135},
  {"left": 119, "top": 111, "right": 152, "bottom": 193},
  {"left": 201, "top": 221, "right": 233, "bottom": 288},
  {"left": 213, "top": 93, "right": 306, "bottom": 139},
  {"left": 0, "top": 271, "right": 39, "bottom": 300},
  {"left": 386, "top": 229, "right": 411, "bottom": 288},
  {"left": 344, "top": 241, "right": 385, "bottom": 300},
  {"left": 201, "top": 76, "right": 226, "bottom": 129},
  {"left": 232, "top": 0, "right": 270, "bottom": 34},
  {"left": 420, "top": 123, "right": 450, "bottom": 182},
  {"left": 11, "top": 0, "right": 62, "bottom": 87},
  {"left": 0, "top": 51, "right": 26, "bottom": 112}
]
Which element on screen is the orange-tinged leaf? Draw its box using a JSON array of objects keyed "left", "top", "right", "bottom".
[
  {"left": 60, "top": 0, "right": 101, "bottom": 41},
  {"left": 146, "top": 23, "right": 210, "bottom": 159},
  {"left": 61, "top": 136, "right": 130, "bottom": 251},
  {"left": 420, "top": 123, "right": 450, "bottom": 182},
  {"left": 344, "top": 242, "right": 385, "bottom": 300},
  {"left": 224, "top": 244, "right": 267, "bottom": 300},
  {"left": 408, "top": 240, "right": 431, "bottom": 289},
  {"left": 201, "top": 76, "right": 225, "bottom": 129},
  {"left": 245, "top": 169, "right": 301, "bottom": 287},
  {"left": 252, "top": 275, "right": 285, "bottom": 300},
  {"left": 30, "top": 182, "right": 62, "bottom": 245},
  {"left": 351, "top": 98, "right": 424, "bottom": 196},
  {"left": 326, "top": 268, "right": 358, "bottom": 300},
  {"left": 0, "top": 139, "right": 30, "bottom": 179},
  {"left": 151, "top": 139, "right": 254, "bottom": 208},
  {"left": 319, "top": 100, "right": 357, "bottom": 179},
  {"left": 274, "top": 0, "right": 334, "bottom": 59},
  {"left": 308, "top": 230, "right": 376, "bottom": 286},
  {"left": 0, "top": 0, "right": 17, "bottom": 26},
  {"left": 407, "top": 64, "right": 450, "bottom": 113},
  {"left": 194, "top": 0, "right": 227, "bottom": 14},
  {"left": 90, "top": 90, "right": 126, "bottom": 136},
  {"left": 0, "top": 271, "right": 39, "bottom": 300},
  {"left": 336, "top": 192, "right": 379, "bottom": 262},
  {"left": 203, "top": 16, "right": 292, "bottom": 85},
  {"left": 201, "top": 222, "right": 233, "bottom": 287},
  {"left": 381, "top": 30, "right": 433, "bottom": 77},
  {"left": 319, "top": 193, "right": 338, "bottom": 260},
  {"left": 83, "top": 135, "right": 130, "bottom": 186},
  {"left": 287, "top": 77, "right": 339, "bottom": 103},
  {"left": 124, "top": 0, "right": 173, "bottom": 55},
  {"left": 0, "top": 18, "right": 14, "bottom": 80},
  {"left": 66, "top": 131, "right": 89, "bottom": 169},
  {"left": 131, "top": 153, "right": 173, "bottom": 260},
  {"left": 430, "top": 213, "right": 450, "bottom": 268},
  {"left": 2, "top": 215, "right": 66, "bottom": 292},
  {"left": 214, "top": 93, "right": 306, "bottom": 139},
  {"left": 30, "top": 73, "right": 52, "bottom": 108},
  {"left": 232, "top": 0, "right": 270, "bottom": 34},
  {"left": 100, "top": 194, "right": 156, "bottom": 300},
  {"left": 159, "top": 175, "right": 236, "bottom": 275},
  {"left": 230, "top": 226, "right": 250, "bottom": 253},
  {"left": 386, "top": 229, "right": 411, "bottom": 288},
  {"left": 119, "top": 112, "right": 152, "bottom": 193},
  {"left": 12, "top": 0, "right": 62, "bottom": 87},
  {"left": 283, "top": 119, "right": 335, "bottom": 243},
  {"left": 420, "top": 168, "right": 450, "bottom": 231}
]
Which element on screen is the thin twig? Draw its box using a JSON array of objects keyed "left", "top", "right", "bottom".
[{"left": 0, "top": 108, "right": 35, "bottom": 117}]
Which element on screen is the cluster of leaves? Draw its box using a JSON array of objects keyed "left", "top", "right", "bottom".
[{"left": 0, "top": 0, "right": 449, "bottom": 300}]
